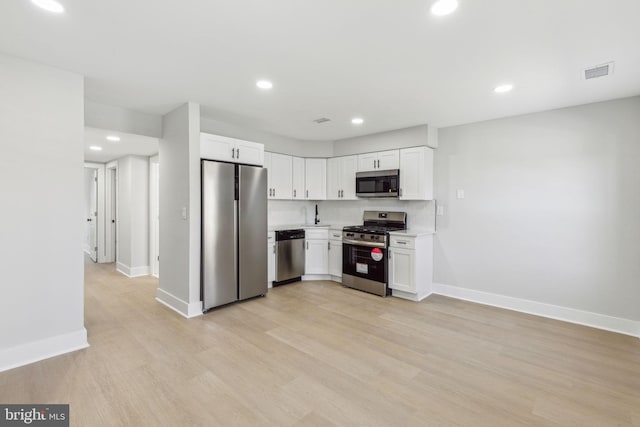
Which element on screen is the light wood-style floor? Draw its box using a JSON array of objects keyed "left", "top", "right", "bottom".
[{"left": 1, "top": 259, "right": 639, "bottom": 426}]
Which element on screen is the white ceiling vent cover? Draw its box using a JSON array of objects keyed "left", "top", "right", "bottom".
[
  {"left": 313, "top": 117, "right": 331, "bottom": 124},
  {"left": 584, "top": 62, "right": 614, "bottom": 80}
]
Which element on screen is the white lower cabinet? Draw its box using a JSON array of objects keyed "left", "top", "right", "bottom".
[
  {"left": 304, "top": 228, "right": 329, "bottom": 275},
  {"left": 328, "top": 229, "right": 343, "bottom": 279},
  {"left": 388, "top": 234, "right": 433, "bottom": 301}
]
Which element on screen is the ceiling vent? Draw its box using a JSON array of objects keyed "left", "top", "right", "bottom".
[
  {"left": 313, "top": 117, "right": 331, "bottom": 124},
  {"left": 584, "top": 62, "right": 614, "bottom": 80}
]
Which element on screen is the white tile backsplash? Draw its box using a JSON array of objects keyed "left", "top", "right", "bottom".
[{"left": 268, "top": 199, "right": 436, "bottom": 230}]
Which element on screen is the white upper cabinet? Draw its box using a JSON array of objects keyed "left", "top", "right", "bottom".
[
  {"left": 200, "top": 133, "right": 264, "bottom": 166},
  {"left": 357, "top": 150, "right": 399, "bottom": 172},
  {"left": 264, "top": 152, "right": 293, "bottom": 200},
  {"left": 327, "top": 155, "right": 357, "bottom": 200},
  {"left": 399, "top": 146, "right": 434, "bottom": 200},
  {"left": 292, "top": 156, "right": 305, "bottom": 200},
  {"left": 305, "top": 158, "right": 327, "bottom": 200}
]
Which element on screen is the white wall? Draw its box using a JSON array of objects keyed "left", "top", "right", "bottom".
[
  {"left": 434, "top": 96, "right": 640, "bottom": 329},
  {"left": 115, "top": 155, "right": 150, "bottom": 277},
  {"left": 332, "top": 124, "right": 434, "bottom": 156},
  {"left": 0, "top": 53, "right": 88, "bottom": 371},
  {"left": 85, "top": 101, "right": 162, "bottom": 138},
  {"left": 201, "top": 117, "right": 332, "bottom": 158},
  {"left": 157, "top": 103, "right": 202, "bottom": 317}
]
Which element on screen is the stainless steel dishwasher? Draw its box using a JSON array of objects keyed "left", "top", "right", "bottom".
[{"left": 274, "top": 229, "right": 305, "bottom": 286}]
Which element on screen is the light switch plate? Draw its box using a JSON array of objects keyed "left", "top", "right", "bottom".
[
  {"left": 456, "top": 189, "right": 465, "bottom": 199},
  {"left": 181, "top": 206, "right": 188, "bottom": 220},
  {"left": 436, "top": 205, "right": 444, "bottom": 216}
]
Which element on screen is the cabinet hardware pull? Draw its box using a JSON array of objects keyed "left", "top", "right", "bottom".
[
  {"left": 306, "top": 190, "right": 308, "bottom": 198},
  {"left": 274, "top": 188, "right": 276, "bottom": 197},
  {"left": 306, "top": 241, "right": 309, "bottom": 250},
  {"left": 397, "top": 241, "right": 407, "bottom": 244},
  {"left": 328, "top": 241, "right": 330, "bottom": 250},
  {"left": 294, "top": 189, "right": 296, "bottom": 197},
  {"left": 373, "top": 160, "right": 376, "bottom": 169},
  {"left": 273, "top": 245, "right": 276, "bottom": 253},
  {"left": 231, "top": 148, "right": 235, "bottom": 159},
  {"left": 236, "top": 148, "right": 239, "bottom": 159},
  {"left": 399, "top": 188, "right": 402, "bottom": 197}
]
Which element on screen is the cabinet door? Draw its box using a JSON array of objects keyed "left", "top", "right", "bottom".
[
  {"left": 340, "top": 155, "right": 358, "bottom": 200},
  {"left": 292, "top": 157, "right": 305, "bottom": 200},
  {"left": 305, "top": 158, "right": 327, "bottom": 200},
  {"left": 357, "top": 152, "right": 378, "bottom": 172},
  {"left": 268, "top": 242, "right": 275, "bottom": 283},
  {"left": 400, "top": 146, "right": 433, "bottom": 200},
  {"left": 264, "top": 152, "right": 273, "bottom": 199},
  {"left": 326, "top": 157, "right": 341, "bottom": 200},
  {"left": 270, "top": 153, "right": 292, "bottom": 200},
  {"left": 389, "top": 247, "right": 415, "bottom": 293},
  {"left": 328, "top": 240, "right": 342, "bottom": 277},
  {"left": 235, "top": 140, "right": 264, "bottom": 166},
  {"left": 305, "top": 239, "right": 329, "bottom": 275},
  {"left": 200, "top": 133, "right": 235, "bottom": 162},
  {"left": 378, "top": 150, "right": 400, "bottom": 170}
]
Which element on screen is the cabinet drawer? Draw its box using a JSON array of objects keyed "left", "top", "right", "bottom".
[
  {"left": 305, "top": 228, "right": 329, "bottom": 240},
  {"left": 329, "top": 230, "right": 343, "bottom": 241},
  {"left": 389, "top": 236, "right": 415, "bottom": 249}
]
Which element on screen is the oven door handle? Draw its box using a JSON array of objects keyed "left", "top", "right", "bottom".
[{"left": 342, "top": 239, "right": 385, "bottom": 248}]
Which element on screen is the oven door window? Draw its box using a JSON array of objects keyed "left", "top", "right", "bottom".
[{"left": 342, "top": 243, "right": 386, "bottom": 283}]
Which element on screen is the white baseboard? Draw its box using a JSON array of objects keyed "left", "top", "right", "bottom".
[
  {"left": 330, "top": 275, "right": 342, "bottom": 284},
  {"left": 156, "top": 288, "right": 203, "bottom": 318},
  {"left": 0, "top": 328, "right": 89, "bottom": 373},
  {"left": 302, "top": 274, "right": 332, "bottom": 281},
  {"left": 392, "top": 289, "right": 431, "bottom": 302},
  {"left": 432, "top": 283, "right": 639, "bottom": 338},
  {"left": 116, "top": 262, "right": 150, "bottom": 278}
]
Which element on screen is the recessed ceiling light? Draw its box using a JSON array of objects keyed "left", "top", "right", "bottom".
[
  {"left": 494, "top": 84, "right": 514, "bottom": 93},
  {"left": 256, "top": 80, "right": 273, "bottom": 90},
  {"left": 430, "top": 0, "right": 458, "bottom": 16},
  {"left": 351, "top": 118, "right": 364, "bottom": 125},
  {"left": 106, "top": 135, "right": 121, "bottom": 142},
  {"left": 31, "top": 0, "right": 65, "bottom": 14},
  {"left": 89, "top": 146, "right": 103, "bottom": 151}
]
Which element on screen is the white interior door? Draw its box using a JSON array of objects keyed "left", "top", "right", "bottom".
[
  {"left": 105, "top": 164, "right": 118, "bottom": 263},
  {"left": 150, "top": 160, "right": 160, "bottom": 277},
  {"left": 84, "top": 168, "right": 98, "bottom": 262}
]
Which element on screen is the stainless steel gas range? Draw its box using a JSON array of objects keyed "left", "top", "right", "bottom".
[{"left": 342, "top": 211, "right": 407, "bottom": 297}]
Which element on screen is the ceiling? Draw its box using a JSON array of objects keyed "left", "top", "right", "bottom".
[
  {"left": 2, "top": 1, "right": 639, "bottom": 141},
  {"left": 84, "top": 127, "right": 158, "bottom": 163}
]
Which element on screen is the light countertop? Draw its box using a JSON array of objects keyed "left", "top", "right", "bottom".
[{"left": 388, "top": 229, "right": 436, "bottom": 237}]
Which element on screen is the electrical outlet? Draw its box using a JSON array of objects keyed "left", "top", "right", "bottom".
[
  {"left": 436, "top": 205, "right": 444, "bottom": 216},
  {"left": 456, "top": 189, "right": 465, "bottom": 199},
  {"left": 181, "top": 206, "right": 188, "bottom": 220}
]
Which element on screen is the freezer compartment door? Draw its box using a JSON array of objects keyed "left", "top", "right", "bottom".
[
  {"left": 202, "top": 161, "right": 238, "bottom": 309},
  {"left": 238, "top": 165, "right": 268, "bottom": 300}
]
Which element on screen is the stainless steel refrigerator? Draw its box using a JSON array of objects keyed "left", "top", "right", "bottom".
[{"left": 202, "top": 160, "right": 268, "bottom": 310}]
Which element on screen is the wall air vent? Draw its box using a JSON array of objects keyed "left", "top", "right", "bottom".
[
  {"left": 313, "top": 117, "right": 331, "bottom": 124},
  {"left": 584, "top": 62, "right": 614, "bottom": 80}
]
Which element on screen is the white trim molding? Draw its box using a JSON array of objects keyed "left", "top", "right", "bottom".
[
  {"left": 432, "top": 283, "right": 640, "bottom": 338},
  {"left": 392, "top": 289, "right": 431, "bottom": 302},
  {"left": 0, "top": 328, "right": 89, "bottom": 373},
  {"left": 116, "top": 262, "right": 150, "bottom": 278},
  {"left": 156, "top": 288, "right": 203, "bottom": 318}
]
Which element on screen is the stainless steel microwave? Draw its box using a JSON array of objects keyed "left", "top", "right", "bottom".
[{"left": 355, "top": 169, "right": 400, "bottom": 198}]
